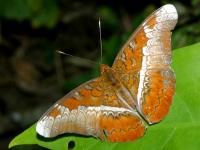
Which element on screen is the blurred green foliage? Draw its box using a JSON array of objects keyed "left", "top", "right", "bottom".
[{"left": 0, "top": 0, "right": 59, "bottom": 28}]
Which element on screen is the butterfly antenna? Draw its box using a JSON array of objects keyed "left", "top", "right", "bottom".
[
  {"left": 99, "top": 17, "right": 103, "bottom": 64},
  {"left": 56, "top": 50, "right": 97, "bottom": 65}
]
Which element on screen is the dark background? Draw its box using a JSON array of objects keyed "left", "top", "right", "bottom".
[{"left": 0, "top": 0, "right": 200, "bottom": 149}]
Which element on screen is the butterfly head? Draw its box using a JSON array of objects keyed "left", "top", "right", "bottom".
[
  {"left": 100, "top": 64, "right": 112, "bottom": 75},
  {"left": 100, "top": 64, "right": 120, "bottom": 86}
]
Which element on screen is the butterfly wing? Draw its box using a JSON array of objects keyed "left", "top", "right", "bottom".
[
  {"left": 112, "top": 4, "right": 177, "bottom": 123},
  {"left": 37, "top": 4, "right": 178, "bottom": 142},
  {"left": 36, "top": 76, "right": 146, "bottom": 142}
]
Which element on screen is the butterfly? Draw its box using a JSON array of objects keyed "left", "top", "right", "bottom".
[{"left": 36, "top": 4, "right": 178, "bottom": 142}]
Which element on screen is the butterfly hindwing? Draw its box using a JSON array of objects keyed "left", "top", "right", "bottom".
[{"left": 112, "top": 4, "right": 177, "bottom": 123}]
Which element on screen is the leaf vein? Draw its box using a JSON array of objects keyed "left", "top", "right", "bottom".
[
  {"left": 176, "top": 94, "right": 195, "bottom": 122},
  {"left": 160, "top": 127, "right": 176, "bottom": 150}
]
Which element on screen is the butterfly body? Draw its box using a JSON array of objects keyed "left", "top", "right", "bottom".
[
  {"left": 100, "top": 64, "right": 136, "bottom": 109},
  {"left": 36, "top": 4, "right": 177, "bottom": 142}
]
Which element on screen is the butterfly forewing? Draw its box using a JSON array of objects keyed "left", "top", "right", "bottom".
[{"left": 112, "top": 4, "right": 177, "bottom": 123}]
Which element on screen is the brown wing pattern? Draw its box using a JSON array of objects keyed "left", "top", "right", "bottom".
[
  {"left": 36, "top": 72, "right": 146, "bottom": 142},
  {"left": 112, "top": 4, "right": 177, "bottom": 123}
]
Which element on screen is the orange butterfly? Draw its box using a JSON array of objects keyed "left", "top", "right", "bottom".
[{"left": 36, "top": 4, "right": 177, "bottom": 142}]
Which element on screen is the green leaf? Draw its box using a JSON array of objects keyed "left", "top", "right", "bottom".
[
  {"left": 31, "top": 0, "right": 59, "bottom": 28},
  {"left": 98, "top": 6, "right": 119, "bottom": 29},
  {"left": 0, "top": 0, "right": 31, "bottom": 20},
  {"left": 0, "top": 0, "right": 59, "bottom": 28},
  {"left": 26, "top": 0, "right": 44, "bottom": 13},
  {"left": 9, "top": 42, "right": 200, "bottom": 150}
]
